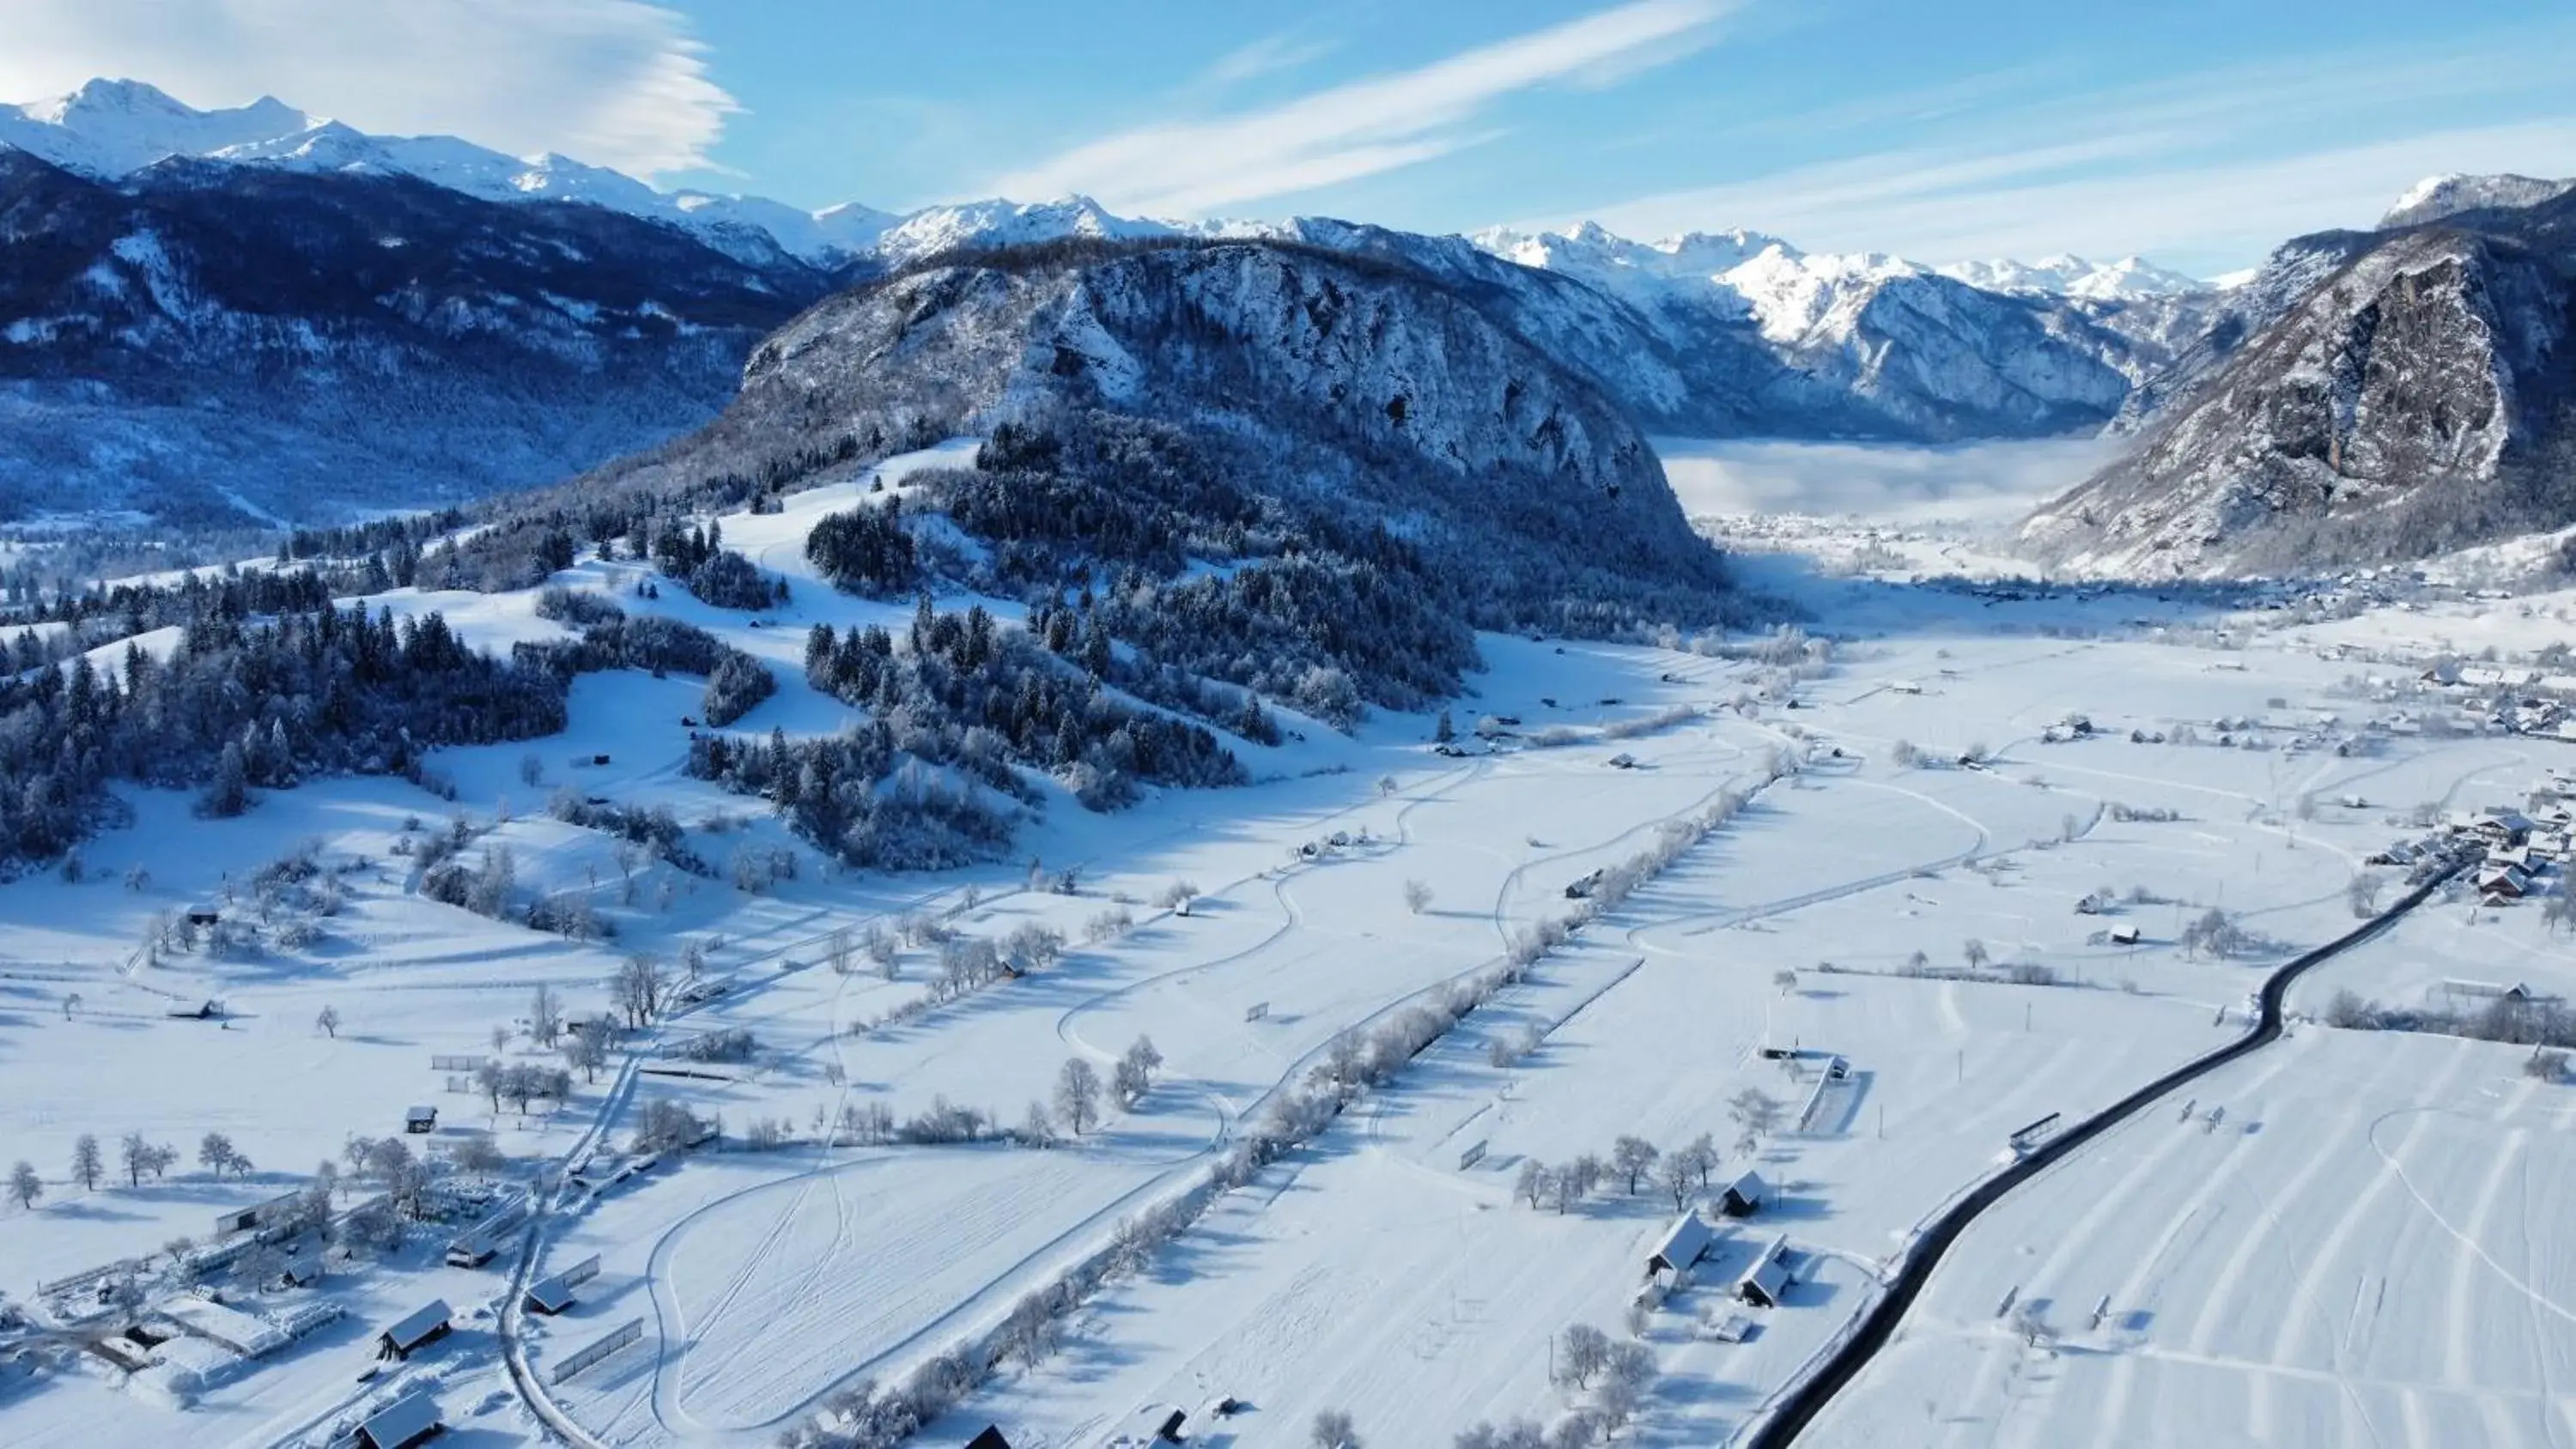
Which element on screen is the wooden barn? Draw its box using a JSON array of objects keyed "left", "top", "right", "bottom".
[
  {"left": 1716, "top": 1169, "right": 1771, "bottom": 1218},
  {"left": 355, "top": 1391, "right": 444, "bottom": 1449},
  {"left": 375, "top": 1300, "right": 452, "bottom": 1361},
  {"left": 1645, "top": 1211, "right": 1717, "bottom": 1279}
]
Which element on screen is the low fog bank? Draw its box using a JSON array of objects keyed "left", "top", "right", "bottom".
[{"left": 1655, "top": 436, "right": 2124, "bottom": 530}]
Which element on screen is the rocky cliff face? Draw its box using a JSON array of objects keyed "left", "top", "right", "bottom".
[
  {"left": 2020, "top": 197, "right": 2576, "bottom": 577},
  {"left": 617, "top": 238, "right": 1734, "bottom": 617}
]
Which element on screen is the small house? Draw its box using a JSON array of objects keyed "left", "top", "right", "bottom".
[
  {"left": 375, "top": 1300, "right": 452, "bottom": 1361},
  {"left": 356, "top": 1391, "right": 444, "bottom": 1449},
  {"left": 2108, "top": 924, "right": 2142, "bottom": 946},
  {"left": 1717, "top": 1170, "right": 1771, "bottom": 1218},
  {"left": 2477, "top": 864, "right": 2532, "bottom": 901},
  {"left": 405, "top": 1106, "right": 438, "bottom": 1135},
  {"left": 963, "top": 1429, "right": 1013, "bottom": 1449},
  {"left": 185, "top": 904, "right": 222, "bottom": 928},
  {"left": 1646, "top": 1212, "right": 1717, "bottom": 1279},
  {"left": 2475, "top": 809, "right": 2537, "bottom": 846}
]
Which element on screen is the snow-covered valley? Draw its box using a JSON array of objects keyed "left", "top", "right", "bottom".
[{"left": 8, "top": 442, "right": 2576, "bottom": 1449}]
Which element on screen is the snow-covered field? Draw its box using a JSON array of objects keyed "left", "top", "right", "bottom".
[{"left": 6, "top": 443, "right": 2575, "bottom": 1448}]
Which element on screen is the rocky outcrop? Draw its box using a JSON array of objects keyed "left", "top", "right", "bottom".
[{"left": 2020, "top": 196, "right": 2576, "bottom": 577}]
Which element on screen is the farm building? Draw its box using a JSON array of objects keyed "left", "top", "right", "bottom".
[
  {"left": 1646, "top": 1211, "right": 1717, "bottom": 1278},
  {"left": 185, "top": 904, "right": 222, "bottom": 928},
  {"left": 1717, "top": 1170, "right": 1771, "bottom": 1218},
  {"left": 356, "top": 1391, "right": 444, "bottom": 1449},
  {"left": 1736, "top": 1236, "right": 1796, "bottom": 1308},
  {"left": 405, "top": 1106, "right": 438, "bottom": 1134},
  {"left": 964, "top": 1428, "right": 1012, "bottom": 1449},
  {"left": 212, "top": 1191, "right": 304, "bottom": 1237},
  {"left": 161, "top": 1296, "right": 289, "bottom": 1358},
  {"left": 524, "top": 1274, "right": 579, "bottom": 1316},
  {"left": 2108, "top": 924, "right": 2142, "bottom": 945},
  {"left": 374, "top": 1300, "right": 451, "bottom": 1361}
]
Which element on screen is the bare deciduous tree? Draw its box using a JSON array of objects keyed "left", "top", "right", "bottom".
[
  {"left": 315, "top": 1004, "right": 341, "bottom": 1038},
  {"left": 529, "top": 984, "right": 563, "bottom": 1047},
  {"left": 1404, "top": 879, "right": 1433, "bottom": 914},
  {"left": 70, "top": 1134, "right": 102, "bottom": 1191}
]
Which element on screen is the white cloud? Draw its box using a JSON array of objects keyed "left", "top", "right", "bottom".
[
  {"left": 0, "top": 0, "right": 735, "bottom": 178},
  {"left": 1551, "top": 34, "right": 2576, "bottom": 269},
  {"left": 1200, "top": 33, "right": 1340, "bottom": 89},
  {"left": 1584, "top": 120, "right": 2576, "bottom": 268},
  {"left": 990, "top": 0, "right": 1735, "bottom": 215}
]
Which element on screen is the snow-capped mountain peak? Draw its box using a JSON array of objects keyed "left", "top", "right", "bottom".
[
  {"left": 1, "top": 77, "right": 900, "bottom": 264},
  {"left": 867, "top": 195, "right": 1178, "bottom": 267},
  {"left": 2380, "top": 173, "right": 2576, "bottom": 229},
  {"left": 3, "top": 78, "right": 320, "bottom": 177},
  {"left": 1935, "top": 254, "right": 2207, "bottom": 300},
  {"left": 1467, "top": 221, "right": 1792, "bottom": 283}
]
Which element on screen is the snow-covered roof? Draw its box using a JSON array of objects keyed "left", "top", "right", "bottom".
[
  {"left": 525, "top": 1273, "right": 578, "bottom": 1313},
  {"left": 358, "top": 1390, "right": 442, "bottom": 1449},
  {"left": 378, "top": 1299, "right": 450, "bottom": 1350},
  {"left": 1722, "top": 1169, "right": 1771, "bottom": 1206},
  {"left": 1649, "top": 1212, "right": 1716, "bottom": 1270},
  {"left": 1739, "top": 1254, "right": 1794, "bottom": 1304}
]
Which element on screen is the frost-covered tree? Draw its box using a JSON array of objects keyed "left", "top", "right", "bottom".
[
  {"left": 315, "top": 1004, "right": 341, "bottom": 1038},
  {"left": 1404, "top": 878, "right": 1433, "bottom": 914},
  {"left": 1054, "top": 1058, "right": 1103, "bottom": 1136},
  {"left": 1557, "top": 1323, "right": 1612, "bottom": 1388},
  {"left": 8, "top": 1161, "right": 40, "bottom": 1210},
  {"left": 1112, "top": 1036, "right": 1163, "bottom": 1109},
  {"left": 1660, "top": 1151, "right": 1699, "bottom": 1211},
  {"left": 1610, "top": 1136, "right": 1660, "bottom": 1195},
  {"left": 1516, "top": 1158, "right": 1553, "bottom": 1210},
  {"left": 198, "top": 1131, "right": 248, "bottom": 1179},
  {"left": 1310, "top": 1409, "right": 1360, "bottom": 1448},
  {"left": 529, "top": 984, "right": 563, "bottom": 1047},
  {"left": 70, "top": 1134, "right": 102, "bottom": 1191},
  {"left": 1729, "top": 1087, "right": 1785, "bottom": 1143}
]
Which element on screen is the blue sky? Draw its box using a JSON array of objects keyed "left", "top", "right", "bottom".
[{"left": 8, "top": 0, "right": 2575, "bottom": 274}]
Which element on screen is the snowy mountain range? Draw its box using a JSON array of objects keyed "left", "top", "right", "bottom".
[
  {"left": 21, "top": 75, "right": 2576, "bottom": 578},
  {"left": 3, "top": 80, "right": 2216, "bottom": 298},
  {"left": 0, "top": 80, "right": 2228, "bottom": 527}
]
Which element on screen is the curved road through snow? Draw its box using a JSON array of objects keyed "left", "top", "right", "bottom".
[{"left": 1745, "top": 855, "right": 2475, "bottom": 1448}]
